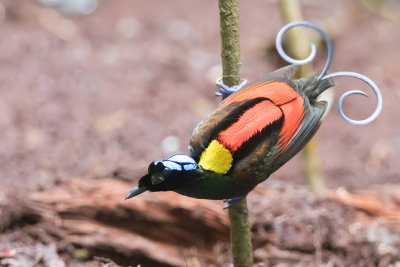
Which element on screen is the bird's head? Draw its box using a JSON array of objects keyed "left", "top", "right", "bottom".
[{"left": 125, "top": 154, "right": 197, "bottom": 199}]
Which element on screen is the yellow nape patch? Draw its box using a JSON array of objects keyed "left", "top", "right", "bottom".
[{"left": 198, "top": 140, "right": 233, "bottom": 174}]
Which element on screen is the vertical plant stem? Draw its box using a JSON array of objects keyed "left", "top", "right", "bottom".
[
  {"left": 219, "top": 0, "right": 253, "bottom": 266},
  {"left": 219, "top": 0, "right": 241, "bottom": 88},
  {"left": 278, "top": 0, "right": 325, "bottom": 192},
  {"left": 228, "top": 198, "right": 253, "bottom": 266}
]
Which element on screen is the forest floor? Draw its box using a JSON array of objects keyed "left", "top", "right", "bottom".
[{"left": 0, "top": 0, "right": 399, "bottom": 266}]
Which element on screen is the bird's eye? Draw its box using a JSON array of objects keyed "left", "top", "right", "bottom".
[{"left": 151, "top": 173, "right": 165, "bottom": 185}]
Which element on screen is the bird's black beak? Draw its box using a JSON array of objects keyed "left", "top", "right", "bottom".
[{"left": 125, "top": 186, "right": 147, "bottom": 200}]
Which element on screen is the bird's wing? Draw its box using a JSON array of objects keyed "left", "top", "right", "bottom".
[
  {"left": 190, "top": 67, "right": 310, "bottom": 176},
  {"left": 227, "top": 92, "right": 327, "bottom": 184},
  {"left": 192, "top": 97, "right": 285, "bottom": 175},
  {"left": 190, "top": 65, "right": 299, "bottom": 160},
  {"left": 269, "top": 75, "right": 333, "bottom": 172},
  {"left": 272, "top": 100, "right": 327, "bottom": 173}
]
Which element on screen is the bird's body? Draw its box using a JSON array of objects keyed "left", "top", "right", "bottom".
[{"left": 126, "top": 65, "right": 335, "bottom": 201}]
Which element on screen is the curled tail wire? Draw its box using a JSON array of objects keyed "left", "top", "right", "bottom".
[{"left": 276, "top": 21, "right": 383, "bottom": 125}]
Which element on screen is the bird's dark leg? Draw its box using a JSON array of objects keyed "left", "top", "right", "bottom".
[{"left": 223, "top": 194, "right": 247, "bottom": 209}]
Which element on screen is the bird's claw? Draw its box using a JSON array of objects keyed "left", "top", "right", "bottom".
[
  {"left": 223, "top": 195, "right": 247, "bottom": 209},
  {"left": 216, "top": 78, "right": 248, "bottom": 98}
]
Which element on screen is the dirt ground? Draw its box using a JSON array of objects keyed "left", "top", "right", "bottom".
[{"left": 0, "top": 0, "right": 399, "bottom": 266}]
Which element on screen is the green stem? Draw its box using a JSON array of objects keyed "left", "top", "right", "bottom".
[
  {"left": 219, "top": 0, "right": 253, "bottom": 266},
  {"left": 228, "top": 198, "right": 253, "bottom": 266},
  {"left": 278, "top": 0, "right": 325, "bottom": 192},
  {"left": 219, "top": 0, "right": 241, "bottom": 88}
]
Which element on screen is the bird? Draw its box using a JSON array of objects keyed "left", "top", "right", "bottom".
[{"left": 125, "top": 65, "right": 335, "bottom": 207}]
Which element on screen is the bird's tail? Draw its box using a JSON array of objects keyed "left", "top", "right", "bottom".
[{"left": 294, "top": 73, "right": 335, "bottom": 103}]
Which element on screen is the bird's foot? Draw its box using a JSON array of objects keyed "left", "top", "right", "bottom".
[
  {"left": 223, "top": 195, "right": 247, "bottom": 209},
  {"left": 215, "top": 78, "right": 248, "bottom": 97}
]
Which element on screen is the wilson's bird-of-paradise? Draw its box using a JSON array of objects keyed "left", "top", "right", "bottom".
[
  {"left": 125, "top": 21, "right": 382, "bottom": 207},
  {"left": 126, "top": 66, "right": 332, "bottom": 205}
]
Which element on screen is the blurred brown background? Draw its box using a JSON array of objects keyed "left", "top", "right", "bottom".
[{"left": 0, "top": 0, "right": 399, "bottom": 266}]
